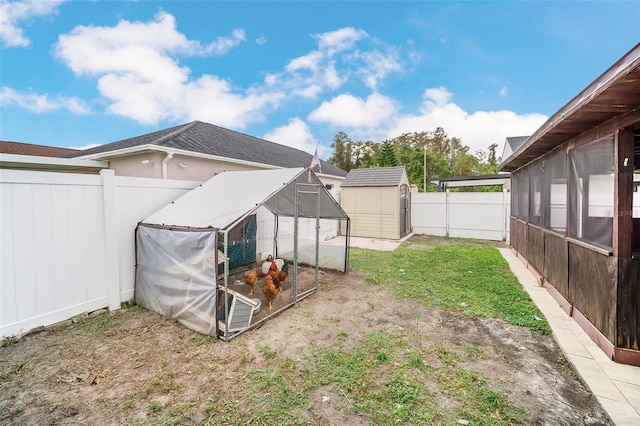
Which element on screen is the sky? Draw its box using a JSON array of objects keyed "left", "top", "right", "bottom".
[{"left": 1, "top": 1, "right": 639, "bottom": 161}]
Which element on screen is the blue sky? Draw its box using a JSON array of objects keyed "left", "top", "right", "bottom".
[{"left": 1, "top": 1, "right": 639, "bottom": 160}]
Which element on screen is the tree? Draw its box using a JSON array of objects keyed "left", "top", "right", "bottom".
[
  {"left": 378, "top": 140, "right": 398, "bottom": 167},
  {"left": 326, "top": 127, "right": 503, "bottom": 192},
  {"left": 328, "top": 132, "right": 355, "bottom": 171},
  {"left": 352, "top": 140, "right": 380, "bottom": 169}
]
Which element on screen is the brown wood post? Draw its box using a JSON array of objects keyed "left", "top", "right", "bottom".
[
  {"left": 613, "top": 127, "right": 634, "bottom": 259},
  {"left": 614, "top": 127, "right": 638, "bottom": 355}
]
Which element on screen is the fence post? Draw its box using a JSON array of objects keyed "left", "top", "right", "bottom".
[
  {"left": 502, "top": 188, "right": 508, "bottom": 241},
  {"left": 100, "top": 169, "right": 121, "bottom": 311},
  {"left": 445, "top": 188, "right": 450, "bottom": 237}
]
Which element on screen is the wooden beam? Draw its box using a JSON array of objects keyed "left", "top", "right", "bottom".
[{"left": 613, "top": 127, "right": 635, "bottom": 258}]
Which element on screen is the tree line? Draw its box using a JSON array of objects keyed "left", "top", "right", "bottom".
[{"left": 327, "top": 127, "right": 501, "bottom": 192}]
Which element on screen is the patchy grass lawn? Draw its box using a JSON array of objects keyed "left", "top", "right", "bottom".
[
  {"left": 350, "top": 242, "right": 551, "bottom": 334},
  {"left": 0, "top": 236, "right": 610, "bottom": 425}
]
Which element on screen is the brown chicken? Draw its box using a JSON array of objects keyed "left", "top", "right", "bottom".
[
  {"left": 263, "top": 274, "right": 278, "bottom": 311},
  {"left": 268, "top": 270, "right": 283, "bottom": 293},
  {"left": 244, "top": 269, "right": 258, "bottom": 296},
  {"left": 276, "top": 270, "right": 287, "bottom": 290}
]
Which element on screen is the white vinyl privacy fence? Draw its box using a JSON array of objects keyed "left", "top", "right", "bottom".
[
  {"left": 2, "top": 169, "right": 510, "bottom": 339},
  {"left": 0, "top": 169, "right": 199, "bottom": 338},
  {"left": 411, "top": 191, "right": 511, "bottom": 241}
]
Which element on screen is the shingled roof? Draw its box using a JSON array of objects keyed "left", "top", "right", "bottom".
[
  {"left": 500, "top": 136, "right": 529, "bottom": 165},
  {"left": 1, "top": 141, "right": 79, "bottom": 157},
  {"left": 341, "top": 166, "right": 407, "bottom": 187},
  {"left": 67, "top": 121, "right": 347, "bottom": 177}
]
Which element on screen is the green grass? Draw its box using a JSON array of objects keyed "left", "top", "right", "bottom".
[
  {"left": 350, "top": 243, "right": 551, "bottom": 334},
  {"left": 64, "top": 237, "right": 543, "bottom": 425}
]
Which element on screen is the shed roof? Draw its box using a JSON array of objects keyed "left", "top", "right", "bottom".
[
  {"left": 67, "top": 120, "right": 347, "bottom": 178},
  {"left": 142, "top": 168, "right": 348, "bottom": 230},
  {"left": 341, "top": 166, "right": 407, "bottom": 187},
  {"left": 499, "top": 43, "right": 640, "bottom": 172}
]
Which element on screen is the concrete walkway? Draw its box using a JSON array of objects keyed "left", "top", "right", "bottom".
[
  {"left": 499, "top": 248, "right": 640, "bottom": 426},
  {"left": 328, "top": 233, "right": 413, "bottom": 252}
]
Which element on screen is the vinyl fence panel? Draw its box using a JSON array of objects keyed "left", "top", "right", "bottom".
[
  {"left": 1, "top": 170, "right": 107, "bottom": 337},
  {"left": 411, "top": 191, "right": 510, "bottom": 241},
  {"left": 0, "top": 169, "right": 199, "bottom": 339},
  {"left": 411, "top": 193, "right": 447, "bottom": 236}
]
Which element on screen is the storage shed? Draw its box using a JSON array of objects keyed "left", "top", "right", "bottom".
[
  {"left": 340, "top": 166, "right": 412, "bottom": 239},
  {"left": 499, "top": 43, "right": 640, "bottom": 366},
  {"left": 135, "top": 167, "right": 350, "bottom": 340}
]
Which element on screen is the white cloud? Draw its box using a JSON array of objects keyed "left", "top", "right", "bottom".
[
  {"left": 500, "top": 86, "right": 508, "bottom": 96},
  {"left": 67, "top": 143, "right": 101, "bottom": 151},
  {"left": 181, "top": 77, "right": 285, "bottom": 128},
  {"left": 0, "top": 0, "right": 67, "bottom": 48},
  {"left": 308, "top": 92, "right": 398, "bottom": 132},
  {"left": 314, "top": 27, "right": 368, "bottom": 56},
  {"left": 256, "top": 34, "right": 267, "bottom": 45},
  {"left": 278, "top": 27, "right": 401, "bottom": 99},
  {"left": 48, "top": 16, "right": 404, "bottom": 128},
  {"left": 353, "top": 49, "right": 402, "bottom": 90},
  {"left": 285, "top": 51, "right": 323, "bottom": 72},
  {"left": 53, "top": 11, "right": 278, "bottom": 127},
  {"left": 322, "top": 61, "right": 345, "bottom": 90},
  {"left": 262, "top": 117, "right": 320, "bottom": 155},
  {"left": 0, "top": 86, "right": 90, "bottom": 114},
  {"left": 202, "top": 28, "right": 246, "bottom": 55},
  {"left": 386, "top": 87, "right": 547, "bottom": 154}
]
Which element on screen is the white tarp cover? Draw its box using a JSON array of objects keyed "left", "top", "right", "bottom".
[
  {"left": 142, "top": 168, "right": 347, "bottom": 230},
  {"left": 135, "top": 225, "right": 218, "bottom": 336}
]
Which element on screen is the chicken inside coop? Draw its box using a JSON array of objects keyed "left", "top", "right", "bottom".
[{"left": 224, "top": 260, "right": 317, "bottom": 323}]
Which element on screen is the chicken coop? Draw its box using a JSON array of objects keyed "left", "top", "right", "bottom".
[{"left": 135, "top": 167, "right": 350, "bottom": 340}]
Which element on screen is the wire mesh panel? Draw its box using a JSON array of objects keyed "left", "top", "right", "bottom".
[
  {"left": 217, "top": 178, "right": 349, "bottom": 340},
  {"left": 568, "top": 134, "right": 615, "bottom": 249},
  {"left": 529, "top": 161, "right": 544, "bottom": 227},
  {"left": 544, "top": 149, "right": 568, "bottom": 234}
]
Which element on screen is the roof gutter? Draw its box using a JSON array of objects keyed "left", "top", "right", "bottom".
[
  {"left": 76, "top": 144, "right": 283, "bottom": 170},
  {"left": 74, "top": 143, "right": 345, "bottom": 180}
]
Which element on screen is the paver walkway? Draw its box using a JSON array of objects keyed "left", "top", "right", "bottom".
[{"left": 499, "top": 248, "right": 640, "bottom": 426}]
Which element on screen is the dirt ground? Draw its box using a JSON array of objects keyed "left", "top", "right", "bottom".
[{"left": 0, "top": 241, "right": 612, "bottom": 425}]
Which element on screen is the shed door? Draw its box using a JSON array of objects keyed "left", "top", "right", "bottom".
[{"left": 400, "top": 184, "right": 411, "bottom": 238}]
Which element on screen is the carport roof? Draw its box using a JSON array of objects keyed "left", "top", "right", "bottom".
[{"left": 499, "top": 43, "right": 640, "bottom": 172}]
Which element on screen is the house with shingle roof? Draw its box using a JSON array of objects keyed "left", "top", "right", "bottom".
[
  {"left": 0, "top": 141, "right": 80, "bottom": 157},
  {"left": 340, "top": 166, "right": 412, "bottom": 239},
  {"left": 500, "top": 136, "right": 529, "bottom": 164},
  {"left": 66, "top": 120, "right": 347, "bottom": 188},
  {"left": 0, "top": 141, "right": 108, "bottom": 173}
]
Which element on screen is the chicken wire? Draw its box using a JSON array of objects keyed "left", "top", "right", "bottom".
[{"left": 217, "top": 180, "right": 349, "bottom": 341}]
